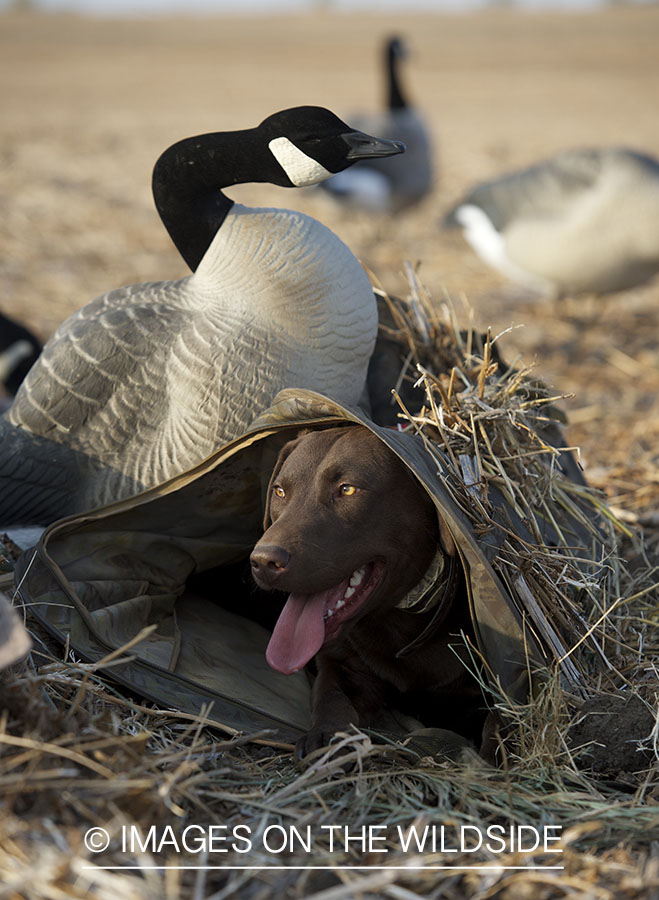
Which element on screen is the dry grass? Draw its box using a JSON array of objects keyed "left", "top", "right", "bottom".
[
  {"left": 0, "top": 622, "right": 657, "bottom": 898},
  {"left": 380, "top": 279, "right": 626, "bottom": 677},
  {"left": 1, "top": 7, "right": 659, "bottom": 898}
]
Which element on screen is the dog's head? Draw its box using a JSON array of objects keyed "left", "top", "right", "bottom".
[{"left": 250, "top": 425, "right": 455, "bottom": 674}]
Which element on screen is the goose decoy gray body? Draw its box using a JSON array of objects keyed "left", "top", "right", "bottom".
[
  {"left": 444, "top": 147, "right": 659, "bottom": 297},
  {"left": 320, "top": 37, "right": 433, "bottom": 212},
  {"left": 0, "top": 106, "right": 404, "bottom": 525},
  {"left": 0, "top": 311, "right": 41, "bottom": 404}
]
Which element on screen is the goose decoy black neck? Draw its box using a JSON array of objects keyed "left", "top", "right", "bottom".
[
  {"left": 386, "top": 37, "right": 408, "bottom": 111},
  {"left": 152, "top": 105, "right": 405, "bottom": 272}
]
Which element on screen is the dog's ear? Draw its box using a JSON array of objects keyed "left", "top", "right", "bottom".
[
  {"left": 262, "top": 433, "right": 307, "bottom": 530},
  {"left": 438, "top": 516, "right": 456, "bottom": 557}
]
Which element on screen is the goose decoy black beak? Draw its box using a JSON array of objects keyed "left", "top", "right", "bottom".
[{"left": 342, "top": 130, "right": 406, "bottom": 161}]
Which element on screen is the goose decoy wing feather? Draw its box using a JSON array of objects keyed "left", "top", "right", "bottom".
[
  {"left": 10, "top": 282, "right": 188, "bottom": 452},
  {"left": 3, "top": 279, "right": 215, "bottom": 520},
  {"left": 446, "top": 147, "right": 659, "bottom": 295},
  {"left": 453, "top": 148, "right": 608, "bottom": 231},
  {"left": 450, "top": 147, "right": 659, "bottom": 229},
  {"left": 0, "top": 417, "right": 113, "bottom": 525}
]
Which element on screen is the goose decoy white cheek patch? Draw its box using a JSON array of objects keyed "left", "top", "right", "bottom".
[{"left": 268, "top": 137, "right": 332, "bottom": 187}]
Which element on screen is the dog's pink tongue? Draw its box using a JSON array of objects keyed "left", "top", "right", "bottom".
[{"left": 266, "top": 589, "right": 335, "bottom": 675}]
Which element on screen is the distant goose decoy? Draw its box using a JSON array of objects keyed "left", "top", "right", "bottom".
[
  {"left": 321, "top": 36, "right": 433, "bottom": 212},
  {"left": 0, "top": 106, "right": 404, "bottom": 525},
  {"left": 0, "top": 312, "right": 41, "bottom": 405},
  {"left": 444, "top": 147, "right": 659, "bottom": 297}
]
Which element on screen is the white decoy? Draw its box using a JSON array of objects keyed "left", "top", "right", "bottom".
[
  {"left": 321, "top": 36, "right": 433, "bottom": 212},
  {"left": 444, "top": 147, "right": 659, "bottom": 297},
  {"left": 0, "top": 106, "right": 404, "bottom": 524}
]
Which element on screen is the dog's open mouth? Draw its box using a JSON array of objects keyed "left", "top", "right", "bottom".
[{"left": 265, "top": 561, "right": 385, "bottom": 675}]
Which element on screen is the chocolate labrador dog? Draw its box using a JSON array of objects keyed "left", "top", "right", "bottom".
[{"left": 250, "top": 425, "right": 486, "bottom": 759}]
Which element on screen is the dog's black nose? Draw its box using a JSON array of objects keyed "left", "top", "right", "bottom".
[{"left": 250, "top": 544, "right": 291, "bottom": 584}]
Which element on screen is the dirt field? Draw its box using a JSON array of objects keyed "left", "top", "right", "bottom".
[
  {"left": 2, "top": 6, "right": 659, "bottom": 521},
  {"left": 1, "top": 8, "right": 658, "bottom": 898}
]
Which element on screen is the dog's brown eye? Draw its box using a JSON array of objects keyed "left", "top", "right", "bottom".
[
  {"left": 273, "top": 485, "right": 285, "bottom": 499},
  {"left": 339, "top": 484, "right": 359, "bottom": 496}
]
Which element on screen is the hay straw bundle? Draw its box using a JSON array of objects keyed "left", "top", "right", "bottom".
[
  {"left": 374, "top": 269, "right": 658, "bottom": 703},
  {"left": 1, "top": 644, "right": 658, "bottom": 899}
]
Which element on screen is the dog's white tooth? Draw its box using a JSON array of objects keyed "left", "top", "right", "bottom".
[
  {"left": 344, "top": 586, "right": 356, "bottom": 599},
  {"left": 349, "top": 568, "right": 365, "bottom": 587},
  {"left": 326, "top": 609, "right": 333, "bottom": 618},
  {"left": 335, "top": 599, "right": 345, "bottom": 609}
]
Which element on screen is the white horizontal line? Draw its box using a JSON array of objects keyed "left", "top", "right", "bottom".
[{"left": 82, "top": 865, "right": 566, "bottom": 871}]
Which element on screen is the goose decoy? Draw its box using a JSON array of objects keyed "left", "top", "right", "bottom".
[
  {"left": 0, "top": 106, "right": 404, "bottom": 525},
  {"left": 0, "top": 311, "right": 41, "bottom": 407},
  {"left": 320, "top": 36, "right": 433, "bottom": 212},
  {"left": 444, "top": 147, "right": 659, "bottom": 297}
]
